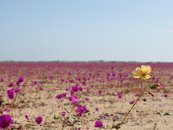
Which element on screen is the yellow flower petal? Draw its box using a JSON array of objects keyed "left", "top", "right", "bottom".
[
  {"left": 141, "top": 65, "right": 151, "bottom": 75},
  {"left": 132, "top": 65, "right": 151, "bottom": 80},
  {"left": 133, "top": 67, "right": 143, "bottom": 76},
  {"left": 144, "top": 75, "right": 151, "bottom": 79}
]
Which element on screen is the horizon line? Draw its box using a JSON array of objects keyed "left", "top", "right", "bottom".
[{"left": 0, "top": 60, "right": 173, "bottom": 63}]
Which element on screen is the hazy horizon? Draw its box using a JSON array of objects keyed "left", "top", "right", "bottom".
[
  {"left": 1, "top": 60, "right": 173, "bottom": 63},
  {"left": 1, "top": 0, "right": 173, "bottom": 62}
]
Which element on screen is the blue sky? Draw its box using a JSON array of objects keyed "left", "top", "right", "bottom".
[{"left": 0, "top": 0, "right": 173, "bottom": 61}]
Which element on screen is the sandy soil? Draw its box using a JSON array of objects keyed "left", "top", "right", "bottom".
[{"left": 5, "top": 85, "right": 173, "bottom": 130}]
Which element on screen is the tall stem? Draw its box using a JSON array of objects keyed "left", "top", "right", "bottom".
[
  {"left": 120, "top": 87, "right": 147, "bottom": 124},
  {"left": 111, "top": 86, "right": 147, "bottom": 129}
]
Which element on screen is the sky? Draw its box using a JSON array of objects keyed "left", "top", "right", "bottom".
[{"left": 0, "top": 0, "right": 173, "bottom": 62}]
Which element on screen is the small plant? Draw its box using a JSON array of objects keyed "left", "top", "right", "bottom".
[{"left": 111, "top": 65, "right": 156, "bottom": 129}]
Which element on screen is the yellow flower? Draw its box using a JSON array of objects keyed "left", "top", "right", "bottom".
[{"left": 133, "top": 65, "right": 151, "bottom": 80}]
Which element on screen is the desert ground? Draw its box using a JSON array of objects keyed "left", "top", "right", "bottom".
[{"left": 0, "top": 62, "right": 173, "bottom": 130}]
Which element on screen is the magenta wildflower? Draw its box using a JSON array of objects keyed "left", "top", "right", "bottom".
[
  {"left": 69, "top": 79, "right": 74, "bottom": 83},
  {"left": 76, "top": 77, "right": 81, "bottom": 81},
  {"left": 71, "top": 84, "right": 83, "bottom": 93},
  {"left": 65, "top": 87, "right": 69, "bottom": 91},
  {"left": 8, "top": 82, "right": 14, "bottom": 87},
  {"left": 56, "top": 93, "right": 66, "bottom": 99},
  {"left": 112, "top": 72, "right": 116, "bottom": 77},
  {"left": 0, "top": 114, "right": 12, "bottom": 129},
  {"left": 98, "top": 89, "right": 102, "bottom": 95},
  {"left": 75, "top": 105, "right": 87, "bottom": 116},
  {"left": 116, "top": 91, "right": 123, "bottom": 99},
  {"left": 82, "top": 81, "right": 86, "bottom": 85},
  {"left": 56, "top": 94, "right": 62, "bottom": 99},
  {"left": 15, "top": 87, "right": 21, "bottom": 93},
  {"left": 78, "top": 87, "right": 83, "bottom": 91},
  {"left": 85, "top": 96, "right": 89, "bottom": 101},
  {"left": 31, "top": 81, "right": 39, "bottom": 86},
  {"left": 72, "top": 84, "right": 79, "bottom": 92},
  {"left": 16, "top": 76, "right": 24, "bottom": 86},
  {"left": 94, "top": 120, "right": 103, "bottom": 128},
  {"left": 7, "top": 89, "right": 14, "bottom": 99},
  {"left": 69, "top": 96, "right": 79, "bottom": 105},
  {"left": 163, "top": 93, "right": 168, "bottom": 98},
  {"left": 60, "top": 112, "right": 66, "bottom": 117},
  {"left": 35, "top": 116, "right": 43, "bottom": 124},
  {"left": 0, "top": 78, "right": 4, "bottom": 82}
]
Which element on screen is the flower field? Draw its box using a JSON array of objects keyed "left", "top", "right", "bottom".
[{"left": 0, "top": 62, "right": 173, "bottom": 130}]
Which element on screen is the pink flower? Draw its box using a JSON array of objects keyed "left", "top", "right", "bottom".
[
  {"left": 85, "top": 96, "right": 89, "bottom": 101},
  {"left": 75, "top": 105, "right": 87, "bottom": 116},
  {"left": 55, "top": 93, "right": 66, "bottom": 99},
  {"left": 98, "top": 89, "right": 102, "bottom": 95},
  {"left": 163, "top": 93, "right": 168, "bottom": 98},
  {"left": 8, "top": 82, "right": 14, "bottom": 87},
  {"left": 70, "top": 84, "right": 82, "bottom": 95},
  {"left": 116, "top": 91, "right": 123, "bottom": 99},
  {"left": 69, "top": 96, "right": 79, "bottom": 105},
  {"left": 72, "top": 84, "right": 79, "bottom": 92},
  {"left": 35, "top": 116, "right": 43, "bottom": 124},
  {"left": 7, "top": 89, "right": 14, "bottom": 99},
  {"left": 15, "top": 87, "right": 21, "bottom": 93},
  {"left": 16, "top": 76, "right": 24, "bottom": 86},
  {"left": 0, "top": 114, "right": 12, "bottom": 129},
  {"left": 60, "top": 112, "right": 66, "bottom": 117},
  {"left": 94, "top": 120, "right": 103, "bottom": 128}
]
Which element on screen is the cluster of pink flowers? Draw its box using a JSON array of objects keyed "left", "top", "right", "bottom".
[
  {"left": 6, "top": 76, "right": 23, "bottom": 99},
  {"left": 1, "top": 62, "right": 171, "bottom": 129},
  {"left": 56, "top": 83, "right": 88, "bottom": 120}
]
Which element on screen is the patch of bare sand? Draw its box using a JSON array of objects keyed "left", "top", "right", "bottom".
[{"left": 9, "top": 88, "right": 173, "bottom": 130}]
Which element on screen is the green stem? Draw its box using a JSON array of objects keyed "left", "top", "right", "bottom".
[
  {"left": 121, "top": 87, "right": 147, "bottom": 123},
  {"left": 111, "top": 86, "right": 147, "bottom": 129}
]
